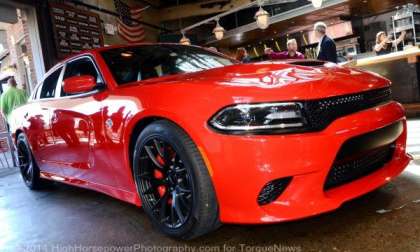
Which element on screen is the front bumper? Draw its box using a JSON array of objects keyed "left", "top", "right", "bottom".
[{"left": 199, "top": 101, "right": 410, "bottom": 224}]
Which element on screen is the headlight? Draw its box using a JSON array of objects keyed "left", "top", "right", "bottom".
[{"left": 209, "top": 102, "right": 307, "bottom": 134}]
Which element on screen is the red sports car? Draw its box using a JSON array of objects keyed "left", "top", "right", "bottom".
[{"left": 10, "top": 44, "right": 410, "bottom": 239}]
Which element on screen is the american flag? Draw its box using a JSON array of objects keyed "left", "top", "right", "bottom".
[{"left": 114, "top": 0, "right": 148, "bottom": 43}]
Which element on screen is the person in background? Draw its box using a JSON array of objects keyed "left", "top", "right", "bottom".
[
  {"left": 0, "top": 77, "right": 28, "bottom": 122},
  {"left": 236, "top": 47, "right": 251, "bottom": 63},
  {"left": 374, "top": 30, "right": 406, "bottom": 56},
  {"left": 265, "top": 39, "right": 305, "bottom": 60},
  {"left": 313, "top": 22, "right": 337, "bottom": 63},
  {"left": 262, "top": 48, "right": 272, "bottom": 61}
]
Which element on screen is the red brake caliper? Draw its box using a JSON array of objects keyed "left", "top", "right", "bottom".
[{"left": 154, "top": 154, "right": 167, "bottom": 199}]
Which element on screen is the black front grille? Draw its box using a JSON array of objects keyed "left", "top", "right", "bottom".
[
  {"left": 304, "top": 87, "right": 392, "bottom": 131},
  {"left": 324, "top": 144, "right": 395, "bottom": 190}
]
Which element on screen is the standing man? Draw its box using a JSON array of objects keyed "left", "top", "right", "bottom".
[
  {"left": 265, "top": 39, "right": 305, "bottom": 60},
  {"left": 314, "top": 22, "right": 337, "bottom": 63},
  {"left": 0, "top": 77, "right": 28, "bottom": 122}
]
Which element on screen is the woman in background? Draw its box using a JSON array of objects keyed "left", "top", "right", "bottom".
[
  {"left": 236, "top": 47, "right": 251, "bottom": 63},
  {"left": 374, "top": 30, "right": 406, "bottom": 55}
]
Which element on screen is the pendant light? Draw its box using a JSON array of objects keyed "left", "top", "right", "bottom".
[
  {"left": 310, "top": 0, "right": 323, "bottom": 8},
  {"left": 179, "top": 33, "right": 191, "bottom": 45},
  {"left": 213, "top": 19, "right": 225, "bottom": 40},
  {"left": 255, "top": 6, "right": 270, "bottom": 30}
]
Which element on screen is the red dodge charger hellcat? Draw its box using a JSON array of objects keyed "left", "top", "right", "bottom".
[{"left": 10, "top": 44, "right": 410, "bottom": 239}]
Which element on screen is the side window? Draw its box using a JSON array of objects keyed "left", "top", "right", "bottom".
[
  {"left": 61, "top": 58, "right": 103, "bottom": 97},
  {"left": 40, "top": 67, "right": 62, "bottom": 99}
]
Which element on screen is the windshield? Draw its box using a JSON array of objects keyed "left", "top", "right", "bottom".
[{"left": 100, "top": 45, "right": 237, "bottom": 85}]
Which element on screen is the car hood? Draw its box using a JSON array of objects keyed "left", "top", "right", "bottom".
[{"left": 136, "top": 61, "right": 391, "bottom": 103}]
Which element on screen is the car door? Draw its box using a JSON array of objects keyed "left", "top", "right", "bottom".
[
  {"left": 48, "top": 56, "right": 117, "bottom": 186},
  {"left": 27, "top": 66, "right": 64, "bottom": 176}
]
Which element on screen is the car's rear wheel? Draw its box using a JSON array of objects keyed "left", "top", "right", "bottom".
[
  {"left": 133, "top": 120, "right": 220, "bottom": 239},
  {"left": 17, "top": 133, "right": 48, "bottom": 190}
]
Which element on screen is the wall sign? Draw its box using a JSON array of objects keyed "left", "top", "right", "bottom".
[{"left": 49, "top": 2, "right": 104, "bottom": 58}]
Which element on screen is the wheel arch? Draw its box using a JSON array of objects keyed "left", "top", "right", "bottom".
[
  {"left": 127, "top": 115, "right": 194, "bottom": 172},
  {"left": 124, "top": 110, "right": 214, "bottom": 194},
  {"left": 126, "top": 114, "right": 204, "bottom": 174},
  {"left": 127, "top": 116, "right": 164, "bottom": 170}
]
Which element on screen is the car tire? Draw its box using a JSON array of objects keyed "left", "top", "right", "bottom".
[
  {"left": 16, "top": 133, "right": 49, "bottom": 190},
  {"left": 133, "top": 120, "right": 220, "bottom": 239}
]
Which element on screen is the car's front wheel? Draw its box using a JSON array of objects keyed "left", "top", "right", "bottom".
[{"left": 133, "top": 120, "right": 220, "bottom": 239}]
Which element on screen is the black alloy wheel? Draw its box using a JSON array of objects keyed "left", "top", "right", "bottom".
[
  {"left": 133, "top": 120, "right": 220, "bottom": 239},
  {"left": 16, "top": 134, "right": 47, "bottom": 190},
  {"left": 138, "top": 137, "right": 193, "bottom": 228}
]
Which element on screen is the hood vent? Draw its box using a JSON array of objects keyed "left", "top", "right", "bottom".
[{"left": 287, "top": 60, "right": 326, "bottom": 67}]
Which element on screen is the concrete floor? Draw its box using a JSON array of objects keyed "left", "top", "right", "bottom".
[{"left": 1, "top": 120, "right": 420, "bottom": 252}]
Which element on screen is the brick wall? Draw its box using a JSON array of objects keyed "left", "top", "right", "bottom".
[{"left": 4, "top": 9, "right": 38, "bottom": 92}]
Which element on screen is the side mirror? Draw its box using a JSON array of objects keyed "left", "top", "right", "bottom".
[{"left": 63, "top": 75, "right": 96, "bottom": 95}]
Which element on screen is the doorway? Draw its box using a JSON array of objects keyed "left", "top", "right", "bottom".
[{"left": 0, "top": 2, "right": 45, "bottom": 95}]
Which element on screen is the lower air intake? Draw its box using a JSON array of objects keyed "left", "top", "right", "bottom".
[
  {"left": 324, "top": 144, "right": 395, "bottom": 190},
  {"left": 257, "top": 177, "right": 292, "bottom": 205},
  {"left": 324, "top": 121, "right": 402, "bottom": 190}
]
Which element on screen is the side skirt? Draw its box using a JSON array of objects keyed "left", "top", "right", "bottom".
[{"left": 40, "top": 171, "right": 142, "bottom": 206}]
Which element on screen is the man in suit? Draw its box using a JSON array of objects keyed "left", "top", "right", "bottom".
[{"left": 314, "top": 22, "right": 337, "bottom": 63}]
